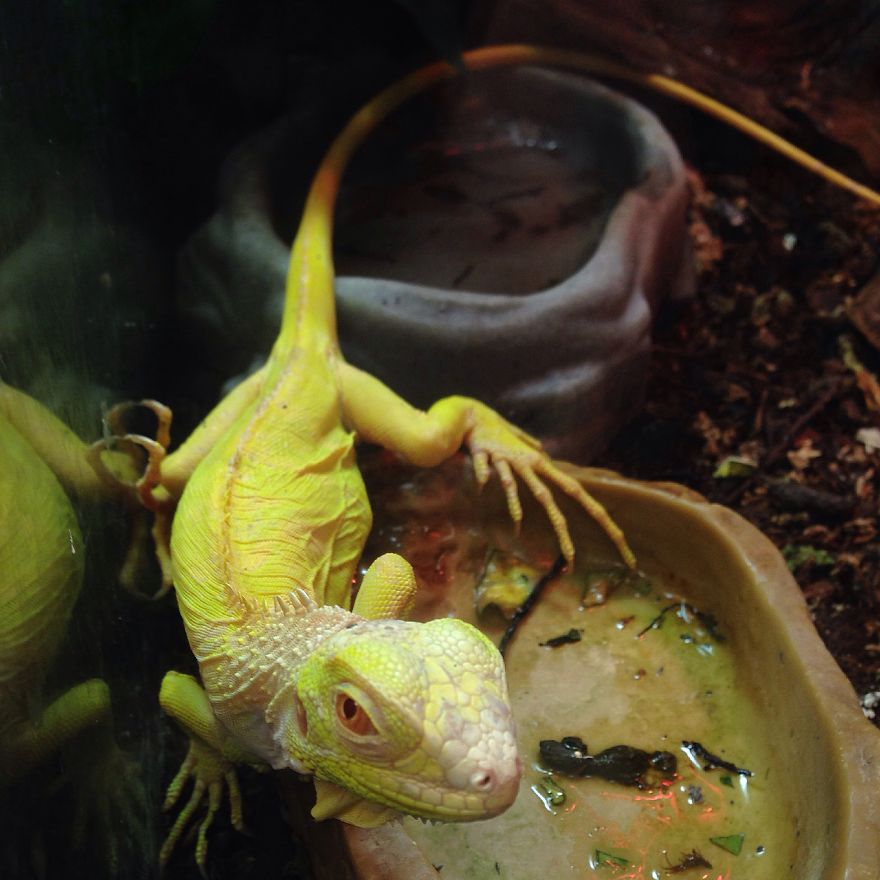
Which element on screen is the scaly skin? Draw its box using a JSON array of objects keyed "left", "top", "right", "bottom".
[{"left": 133, "top": 46, "right": 640, "bottom": 871}]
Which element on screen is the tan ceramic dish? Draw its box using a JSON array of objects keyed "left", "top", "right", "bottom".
[{"left": 283, "top": 461, "right": 880, "bottom": 879}]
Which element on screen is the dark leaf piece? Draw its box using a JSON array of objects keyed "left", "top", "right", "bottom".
[
  {"left": 681, "top": 741, "right": 753, "bottom": 777},
  {"left": 539, "top": 736, "right": 677, "bottom": 788},
  {"left": 498, "top": 555, "right": 566, "bottom": 657},
  {"left": 666, "top": 849, "right": 712, "bottom": 873},
  {"left": 637, "top": 601, "right": 725, "bottom": 641},
  {"left": 539, "top": 628, "right": 583, "bottom": 648}
]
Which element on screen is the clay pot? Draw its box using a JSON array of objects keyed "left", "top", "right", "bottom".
[{"left": 178, "top": 66, "right": 691, "bottom": 460}]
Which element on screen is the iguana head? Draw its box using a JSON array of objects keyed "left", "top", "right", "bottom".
[{"left": 281, "top": 616, "right": 521, "bottom": 824}]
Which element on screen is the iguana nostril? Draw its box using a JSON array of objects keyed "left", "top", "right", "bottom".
[{"left": 470, "top": 770, "right": 495, "bottom": 792}]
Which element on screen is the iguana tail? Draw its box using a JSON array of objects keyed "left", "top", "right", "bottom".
[{"left": 272, "top": 43, "right": 880, "bottom": 362}]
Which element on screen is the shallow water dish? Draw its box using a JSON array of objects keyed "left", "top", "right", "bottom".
[
  {"left": 178, "top": 66, "right": 691, "bottom": 460},
  {"left": 295, "top": 457, "right": 880, "bottom": 879}
]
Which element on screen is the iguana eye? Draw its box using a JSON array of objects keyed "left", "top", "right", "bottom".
[{"left": 335, "top": 693, "right": 377, "bottom": 736}]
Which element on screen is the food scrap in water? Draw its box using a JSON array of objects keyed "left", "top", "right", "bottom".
[
  {"left": 681, "top": 741, "right": 753, "bottom": 777},
  {"left": 539, "top": 628, "right": 583, "bottom": 647},
  {"left": 539, "top": 736, "right": 677, "bottom": 789},
  {"left": 532, "top": 775, "right": 566, "bottom": 806},
  {"left": 637, "top": 601, "right": 725, "bottom": 641},
  {"left": 582, "top": 566, "right": 651, "bottom": 608},
  {"left": 475, "top": 550, "right": 540, "bottom": 616},
  {"left": 595, "top": 850, "right": 630, "bottom": 870},
  {"left": 710, "top": 833, "right": 746, "bottom": 856},
  {"left": 665, "top": 849, "right": 712, "bottom": 873}
]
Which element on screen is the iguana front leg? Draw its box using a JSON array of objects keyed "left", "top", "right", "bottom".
[
  {"left": 158, "top": 672, "right": 252, "bottom": 873},
  {"left": 338, "top": 361, "right": 635, "bottom": 567}
]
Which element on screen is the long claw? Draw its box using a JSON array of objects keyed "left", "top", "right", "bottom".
[
  {"left": 225, "top": 770, "right": 244, "bottom": 832},
  {"left": 195, "top": 784, "right": 222, "bottom": 877},
  {"left": 86, "top": 432, "right": 173, "bottom": 513},
  {"left": 89, "top": 397, "right": 176, "bottom": 514},
  {"left": 113, "top": 432, "right": 170, "bottom": 512},
  {"left": 494, "top": 458, "right": 522, "bottom": 528},
  {"left": 536, "top": 461, "right": 636, "bottom": 568},
  {"left": 472, "top": 450, "right": 490, "bottom": 487},
  {"left": 151, "top": 509, "right": 175, "bottom": 598},
  {"left": 105, "top": 399, "right": 173, "bottom": 449},
  {"left": 519, "top": 465, "right": 574, "bottom": 563},
  {"left": 464, "top": 398, "right": 635, "bottom": 567},
  {"left": 163, "top": 752, "right": 196, "bottom": 812},
  {"left": 159, "top": 735, "right": 244, "bottom": 872},
  {"left": 160, "top": 781, "right": 204, "bottom": 867}
]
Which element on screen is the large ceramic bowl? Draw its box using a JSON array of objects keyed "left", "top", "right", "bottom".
[
  {"left": 177, "top": 66, "right": 691, "bottom": 460},
  {"left": 283, "top": 457, "right": 880, "bottom": 879}
]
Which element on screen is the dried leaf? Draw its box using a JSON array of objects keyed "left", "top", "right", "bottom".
[
  {"left": 840, "top": 335, "right": 880, "bottom": 412},
  {"left": 856, "top": 427, "right": 880, "bottom": 452},
  {"left": 787, "top": 440, "right": 822, "bottom": 470},
  {"left": 725, "top": 382, "right": 751, "bottom": 402}
]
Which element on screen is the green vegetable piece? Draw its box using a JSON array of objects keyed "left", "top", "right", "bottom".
[
  {"left": 710, "top": 833, "right": 745, "bottom": 855},
  {"left": 713, "top": 456, "right": 756, "bottom": 478},
  {"left": 537, "top": 776, "right": 566, "bottom": 805},
  {"left": 782, "top": 544, "right": 835, "bottom": 571},
  {"left": 595, "top": 850, "right": 630, "bottom": 869},
  {"left": 719, "top": 774, "right": 734, "bottom": 787},
  {"left": 476, "top": 551, "right": 539, "bottom": 616}
]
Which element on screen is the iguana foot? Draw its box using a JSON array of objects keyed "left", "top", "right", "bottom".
[
  {"left": 160, "top": 735, "right": 244, "bottom": 876},
  {"left": 87, "top": 398, "right": 174, "bottom": 513},
  {"left": 117, "top": 507, "right": 174, "bottom": 600},
  {"left": 466, "top": 402, "right": 636, "bottom": 568},
  {"left": 87, "top": 399, "right": 176, "bottom": 599}
]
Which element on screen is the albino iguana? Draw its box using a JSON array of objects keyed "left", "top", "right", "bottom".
[{"left": 97, "top": 46, "right": 636, "bottom": 871}]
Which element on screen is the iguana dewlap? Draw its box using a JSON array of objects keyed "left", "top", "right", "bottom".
[{"left": 122, "top": 46, "right": 636, "bottom": 869}]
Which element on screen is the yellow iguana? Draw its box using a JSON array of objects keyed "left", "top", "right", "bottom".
[
  {"left": 89, "top": 45, "right": 880, "bottom": 872},
  {"left": 87, "top": 47, "right": 640, "bottom": 871},
  {"left": 0, "top": 384, "right": 144, "bottom": 868}
]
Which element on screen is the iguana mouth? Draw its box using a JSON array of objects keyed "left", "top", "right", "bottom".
[{"left": 367, "top": 768, "right": 521, "bottom": 821}]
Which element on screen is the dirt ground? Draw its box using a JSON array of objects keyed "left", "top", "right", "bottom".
[{"left": 594, "top": 119, "right": 880, "bottom": 725}]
